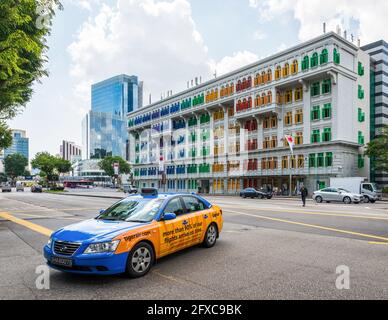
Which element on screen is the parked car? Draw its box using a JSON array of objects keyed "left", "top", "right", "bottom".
[
  {"left": 313, "top": 187, "right": 363, "bottom": 204},
  {"left": 123, "top": 185, "right": 138, "bottom": 194},
  {"left": 240, "top": 188, "right": 273, "bottom": 199},
  {"left": 31, "top": 185, "right": 43, "bottom": 193},
  {"left": 16, "top": 182, "right": 24, "bottom": 192},
  {"left": 1, "top": 184, "right": 12, "bottom": 193}
]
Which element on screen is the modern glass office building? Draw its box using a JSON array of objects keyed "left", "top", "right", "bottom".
[
  {"left": 4, "top": 130, "right": 29, "bottom": 161},
  {"left": 82, "top": 111, "right": 127, "bottom": 160},
  {"left": 82, "top": 74, "right": 143, "bottom": 160},
  {"left": 91, "top": 74, "right": 142, "bottom": 116}
]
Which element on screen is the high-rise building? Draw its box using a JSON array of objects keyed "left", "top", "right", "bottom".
[
  {"left": 91, "top": 74, "right": 142, "bottom": 116},
  {"left": 361, "top": 40, "right": 388, "bottom": 187},
  {"left": 82, "top": 111, "right": 128, "bottom": 160},
  {"left": 82, "top": 74, "right": 143, "bottom": 160},
  {"left": 60, "top": 140, "right": 82, "bottom": 162},
  {"left": 127, "top": 32, "right": 371, "bottom": 194},
  {"left": 4, "top": 129, "right": 29, "bottom": 161}
]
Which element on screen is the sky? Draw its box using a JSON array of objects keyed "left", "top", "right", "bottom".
[{"left": 8, "top": 0, "right": 388, "bottom": 160}]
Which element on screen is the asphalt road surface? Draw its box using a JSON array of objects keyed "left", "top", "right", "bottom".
[{"left": 1, "top": 190, "right": 388, "bottom": 300}]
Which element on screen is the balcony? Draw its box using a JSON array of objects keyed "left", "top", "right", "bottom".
[{"left": 235, "top": 103, "right": 281, "bottom": 120}]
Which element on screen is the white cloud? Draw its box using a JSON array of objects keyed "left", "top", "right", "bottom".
[
  {"left": 68, "top": 0, "right": 216, "bottom": 108},
  {"left": 66, "top": 0, "right": 101, "bottom": 11},
  {"left": 251, "top": 0, "right": 388, "bottom": 44},
  {"left": 210, "top": 51, "right": 259, "bottom": 77},
  {"left": 253, "top": 29, "right": 267, "bottom": 40}
]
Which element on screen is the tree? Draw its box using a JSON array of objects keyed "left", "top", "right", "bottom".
[
  {"left": 4, "top": 153, "right": 28, "bottom": 179},
  {"left": 31, "top": 152, "right": 71, "bottom": 183},
  {"left": 99, "top": 156, "right": 131, "bottom": 178},
  {"left": 0, "top": 172, "right": 7, "bottom": 183},
  {"left": 365, "top": 125, "right": 388, "bottom": 172},
  {"left": 55, "top": 157, "right": 72, "bottom": 174},
  {"left": 0, "top": 0, "right": 62, "bottom": 120},
  {"left": 0, "top": 121, "right": 12, "bottom": 150},
  {"left": 31, "top": 151, "right": 57, "bottom": 182}
]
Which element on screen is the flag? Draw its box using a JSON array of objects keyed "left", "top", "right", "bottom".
[{"left": 285, "top": 135, "right": 295, "bottom": 154}]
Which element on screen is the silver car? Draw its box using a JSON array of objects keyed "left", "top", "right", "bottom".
[{"left": 313, "top": 187, "right": 363, "bottom": 204}]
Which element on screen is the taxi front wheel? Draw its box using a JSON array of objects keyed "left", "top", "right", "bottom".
[
  {"left": 126, "top": 242, "right": 154, "bottom": 278},
  {"left": 202, "top": 223, "right": 218, "bottom": 248}
]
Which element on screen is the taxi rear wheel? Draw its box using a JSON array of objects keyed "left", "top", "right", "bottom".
[
  {"left": 203, "top": 223, "right": 218, "bottom": 248},
  {"left": 126, "top": 242, "right": 154, "bottom": 278}
]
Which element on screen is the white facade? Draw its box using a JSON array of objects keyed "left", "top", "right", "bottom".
[{"left": 127, "top": 32, "right": 371, "bottom": 194}]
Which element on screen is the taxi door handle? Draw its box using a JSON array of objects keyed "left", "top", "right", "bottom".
[
  {"left": 183, "top": 220, "right": 188, "bottom": 226},
  {"left": 204, "top": 214, "right": 208, "bottom": 219}
]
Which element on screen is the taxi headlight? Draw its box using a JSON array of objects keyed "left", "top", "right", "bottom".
[
  {"left": 47, "top": 237, "right": 52, "bottom": 247},
  {"left": 84, "top": 240, "right": 120, "bottom": 254}
]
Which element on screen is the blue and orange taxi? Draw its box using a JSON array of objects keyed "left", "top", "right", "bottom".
[{"left": 44, "top": 189, "right": 223, "bottom": 277}]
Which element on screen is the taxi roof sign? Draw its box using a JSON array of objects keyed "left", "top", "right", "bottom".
[{"left": 141, "top": 188, "right": 158, "bottom": 197}]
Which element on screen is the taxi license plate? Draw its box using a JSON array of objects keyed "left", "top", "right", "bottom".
[{"left": 51, "top": 257, "right": 73, "bottom": 267}]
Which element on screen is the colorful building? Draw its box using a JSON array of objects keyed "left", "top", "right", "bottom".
[{"left": 127, "top": 32, "right": 371, "bottom": 194}]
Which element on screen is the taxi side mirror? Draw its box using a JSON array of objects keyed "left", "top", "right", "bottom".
[
  {"left": 99, "top": 209, "right": 105, "bottom": 214},
  {"left": 163, "top": 213, "right": 177, "bottom": 221}
]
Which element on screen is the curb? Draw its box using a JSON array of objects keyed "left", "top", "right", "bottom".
[{"left": 51, "top": 192, "right": 124, "bottom": 200}]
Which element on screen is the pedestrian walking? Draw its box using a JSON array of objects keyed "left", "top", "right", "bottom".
[{"left": 301, "top": 185, "right": 308, "bottom": 207}]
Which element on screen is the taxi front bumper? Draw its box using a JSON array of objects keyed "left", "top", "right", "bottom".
[{"left": 44, "top": 244, "right": 128, "bottom": 275}]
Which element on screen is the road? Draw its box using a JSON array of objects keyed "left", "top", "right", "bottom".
[{"left": 1, "top": 190, "right": 388, "bottom": 300}]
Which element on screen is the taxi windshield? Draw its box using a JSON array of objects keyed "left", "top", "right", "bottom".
[{"left": 97, "top": 198, "right": 164, "bottom": 222}]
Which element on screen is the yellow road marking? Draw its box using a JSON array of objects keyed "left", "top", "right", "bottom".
[
  {"left": 0, "top": 212, "right": 53, "bottom": 237},
  {"left": 224, "top": 209, "right": 388, "bottom": 243},
  {"left": 369, "top": 242, "right": 388, "bottom": 245},
  {"left": 9, "top": 207, "right": 101, "bottom": 213},
  {"left": 221, "top": 204, "right": 388, "bottom": 221}
]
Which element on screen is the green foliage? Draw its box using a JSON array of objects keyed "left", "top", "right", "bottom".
[
  {"left": 99, "top": 156, "right": 131, "bottom": 177},
  {"left": 31, "top": 151, "right": 70, "bottom": 182},
  {"left": 0, "top": 0, "right": 62, "bottom": 120},
  {"left": 365, "top": 125, "right": 388, "bottom": 172},
  {"left": 4, "top": 153, "right": 28, "bottom": 179},
  {"left": 0, "top": 121, "right": 12, "bottom": 149},
  {"left": 0, "top": 172, "right": 8, "bottom": 182}
]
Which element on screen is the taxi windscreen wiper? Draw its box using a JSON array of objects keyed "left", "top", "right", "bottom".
[{"left": 126, "top": 219, "right": 148, "bottom": 223}]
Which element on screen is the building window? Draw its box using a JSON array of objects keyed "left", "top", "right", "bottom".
[
  {"left": 311, "top": 105, "right": 320, "bottom": 121},
  {"left": 358, "top": 155, "right": 365, "bottom": 169},
  {"left": 284, "top": 111, "right": 293, "bottom": 126},
  {"left": 358, "top": 62, "right": 365, "bottom": 76},
  {"left": 295, "top": 109, "right": 303, "bottom": 124},
  {"left": 291, "top": 60, "right": 298, "bottom": 74},
  {"left": 311, "top": 129, "right": 320, "bottom": 143},
  {"left": 317, "top": 153, "right": 324, "bottom": 167},
  {"left": 290, "top": 156, "right": 296, "bottom": 168},
  {"left": 270, "top": 136, "right": 278, "bottom": 149},
  {"left": 297, "top": 155, "right": 305, "bottom": 168},
  {"left": 358, "top": 131, "right": 365, "bottom": 145},
  {"left": 322, "top": 103, "right": 332, "bottom": 119},
  {"left": 283, "top": 63, "right": 290, "bottom": 77},
  {"left": 295, "top": 87, "right": 303, "bottom": 101},
  {"left": 302, "top": 56, "right": 309, "bottom": 70},
  {"left": 309, "top": 154, "right": 316, "bottom": 167},
  {"left": 282, "top": 156, "right": 288, "bottom": 169},
  {"left": 358, "top": 108, "right": 365, "bottom": 122},
  {"left": 322, "top": 79, "right": 331, "bottom": 94},
  {"left": 311, "top": 53, "right": 319, "bottom": 68},
  {"left": 263, "top": 137, "right": 270, "bottom": 149},
  {"left": 275, "top": 66, "right": 282, "bottom": 80},
  {"left": 320, "top": 49, "right": 328, "bottom": 64},
  {"left": 263, "top": 117, "right": 270, "bottom": 129},
  {"left": 276, "top": 91, "right": 283, "bottom": 104},
  {"left": 270, "top": 116, "right": 278, "bottom": 128},
  {"left": 267, "top": 69, "right": 272, "bottom": 82},
  {"left": 333, "top": 48, "right": 340, "bottom": 64},
  {"left": 322, "top": 128, "right": 332, "bottom": 142},
  {"left": 285, "top": 90, "right": 293, "bottom": 103},
  {"left": 295, "top": 132, "right": 303, "bottom": 145},
  {"left": 325, "top": 152, "right": 333, "bottom": 167},
  {"left": 311, "top": 82, "right": 320, "bottom": 96},
  {"left": 358, "top": 85, "right": 365, "bottom": 99}
]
